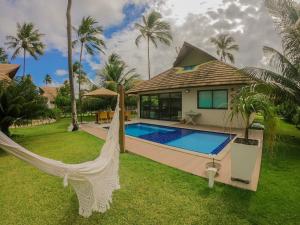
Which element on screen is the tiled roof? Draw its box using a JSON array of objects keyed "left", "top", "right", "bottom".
[
  {"left": 40, "top": 86, "right": 58, "bottom": 102},
  {"left": 127, "top": 60, "right": 253, "bottom": 94},
  {"left": 0, "top": 64, "right": 20, "bottom": 81}
]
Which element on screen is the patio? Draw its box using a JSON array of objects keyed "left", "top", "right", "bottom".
[{"left": 81, "top": 119, "right": 264, "bottom": 191}]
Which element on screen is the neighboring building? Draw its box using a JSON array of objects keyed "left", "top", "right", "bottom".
[
  {"left": 40, "top": 86, "right": 58, "bottom": 109},
  {"left": 0, "top": 64, "right": 20, "bottom": 81},
  {"left": 127, "top": 42, "right": 253, "bottom": 128}
]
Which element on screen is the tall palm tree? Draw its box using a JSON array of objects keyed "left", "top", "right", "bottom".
[
  {"left": 72, "top": 16, "right": 105, "bottom": 122},
  {"left": 43, "top": 74, "right": 52, "bottom": 85},
  {"left": 66, "top": 0, "right": 79, "bottom": 131},
  {"left": 135, "top": 11, "right": 172, "bottom": 80},
  {"left": 0, "top": 47, "right": 8, "bottom": 63},
  {"left": 242, "top": 0, "right": 300, "bottom": 104},
  {"left": 210, "top": 33, "right": 239, "bottom": 64},
  {"left": 99, "top": 54, "right": 140, "bottom": 92},
  {"left": 5, "top": 22, "right": 45, "bottom": 76}
]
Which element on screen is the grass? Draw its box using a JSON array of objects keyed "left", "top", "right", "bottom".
[{"left": 0, "top": 119, "right": 299, "bottom": 225}]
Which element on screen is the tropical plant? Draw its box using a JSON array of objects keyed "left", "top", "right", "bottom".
[
  {"left": 66, "top": 0, "right": 79, "bottom": 130},
  {"left": 54, "top": 81, "right": 71, "bottom": 115},
  {"left": 99, "top": 53, "right": 140, "bottom": 92},
  {"left": 265, "top": 0, "right": 300, "bottom": 62},
  {"left": 210, "top": 33, "right": 239, "bottom": 63},
  {"left": 230, "top": 85, "right": 277, "bottom": 150},
  {"left": 43, "top": 74, "right": 52, "bottom": 85},
  {"left": 242, "top": 0, "right": 300, "bottom": 104},
  {"left": 5, "top": 22, "right": 45, "bottom": 76},
  {"left": 135, "top": 11, "right": 172, "bottom": 80},
  {"left": 0, "top": 78, "right": 48, "bottom": 135},
  {"left": 0, "top": 47, "right": 8, "bottom": 63},
  {"left": 72, "top": 16, "right": 105, "bottom": 121},
  {"left": 292, "top": 107, "right": 300, "bottom": 128}
]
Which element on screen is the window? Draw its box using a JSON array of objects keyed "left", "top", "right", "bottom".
[
  {"left": 183, "top": 65, "right": 196, "bottom": 71},
  {"left": 198, "top": 90, "right": 228, "bottom": 109}
]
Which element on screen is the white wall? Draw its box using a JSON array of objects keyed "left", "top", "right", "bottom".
[{"left": 136, "top": 85, "right": 249, "bottom": 129}]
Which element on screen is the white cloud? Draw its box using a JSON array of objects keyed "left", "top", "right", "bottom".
[
  {"left": 55, "top": 69, "right": 68, "bottom": 76},
  {"left": 90, "top": 0, "right": 282, "bottom": 81},
  {"left": 0, "top": 0, "right": 284, "bottom": 82},
  {"left": 0, "top": 0, "right": 149, "bottom": 55}
]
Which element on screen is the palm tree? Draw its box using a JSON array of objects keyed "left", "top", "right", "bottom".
[
  {"left": 43, "top": 74, "right": 52, "bottom": 85},
  {"left": 242, "top": 0, "right": 300, "bottom": 104},
  {"left": 66, "top": 0, "right": 79, "bottom": 131},
  {"left": 99, "top": 54, "right": 140, "bottom": 92},
  {"left": 210, "top": 33, "right": 239, "bottom": 64},
  {"left": 264, "top": 0, "right": 300, "bottom": 62},
  {"left": 72, "top": 16, "right": 105, "bottom": 122},
  {"left": 135, "top": 11, "right": 172, "bottom": 80},
  {"left": 5, "top": 22, "right": 45, "bottom": 76},
  {"left": 0, "top": 47, "right": 8, "bottom": 63}
]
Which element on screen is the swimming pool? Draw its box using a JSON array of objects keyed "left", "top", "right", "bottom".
[{"left": 125, "top": 123, "right": 235, "bottom": 154}]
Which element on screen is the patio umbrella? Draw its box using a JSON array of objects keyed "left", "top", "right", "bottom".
[
  {"left": 84, "top": 86, "right": 125, "bottom": 153},
  {"left": 84, "top": 87, "right": 118, "bottom": 97}
]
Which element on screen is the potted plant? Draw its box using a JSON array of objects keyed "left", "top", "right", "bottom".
[{"left": 229, "top": 85, "right": 276, "bottom": 183}]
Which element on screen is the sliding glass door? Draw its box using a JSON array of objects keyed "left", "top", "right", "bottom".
[{"left": 140, "top": 92, "right": 182, "bottom": 121}]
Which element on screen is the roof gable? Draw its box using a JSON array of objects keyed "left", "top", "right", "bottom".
[{"left": 173, "top": 42, "right": 216, "bottom": 67}]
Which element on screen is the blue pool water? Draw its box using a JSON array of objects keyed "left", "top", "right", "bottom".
[{"left": 125, "top": 123, "right": 235, "bottom": 154}]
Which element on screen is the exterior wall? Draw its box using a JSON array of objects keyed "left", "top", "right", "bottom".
[
  {"left": 136, "top": 85, "right": 250, "bottom": 129},
  {"left": 182, "top": 86, "right": 246, "bottom": 128}
]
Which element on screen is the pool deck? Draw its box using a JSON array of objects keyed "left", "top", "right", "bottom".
[{"left": 80, "top": 119, "right": 264, "bottom": 191}]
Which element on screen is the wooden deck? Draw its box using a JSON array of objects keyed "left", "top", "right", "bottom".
[{"left": 80, "top": 119, "right": 264, "bottom": 191}]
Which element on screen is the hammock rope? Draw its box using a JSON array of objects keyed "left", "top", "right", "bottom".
[{"left": 0, "top": 96, "right": 120, "bottom": 218}]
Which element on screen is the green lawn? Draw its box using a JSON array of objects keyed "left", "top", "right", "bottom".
[{"left": 0, "top": 119, "right": 299, "bottom": 225}]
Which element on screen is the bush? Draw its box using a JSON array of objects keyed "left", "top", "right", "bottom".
[
  {"left": 0, "top": 77, "right": 48, "bottom": 135},
  {"left": 46, "top": 108, "right": 62, "bottom": 120},
  {"left": 292, "top": 108, "right": 300, "bottom": 128},
  {"left": 276, "top": 101, "right": 298, "bottom": 122}
]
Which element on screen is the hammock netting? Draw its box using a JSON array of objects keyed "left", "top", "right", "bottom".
[{"left": 0, "top": 96, "right": 120, "bottom": 217}]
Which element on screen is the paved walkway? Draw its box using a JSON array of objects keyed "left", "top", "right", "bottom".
[{"left": 81, "top": 119, "right": 263, "bottom": 191}]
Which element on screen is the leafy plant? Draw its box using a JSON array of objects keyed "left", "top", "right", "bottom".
[
  {"left": 230, "top": 85, "right": 277, "bottom": 150},
  {"left": 0, "top": 77, "right": 48, "bottom": 135},
  {"left": 242, "top": 0, "right": 300, "bottom": 104},
  {"left": 0, "top": 47, "right": 8, "bottom": 63}
]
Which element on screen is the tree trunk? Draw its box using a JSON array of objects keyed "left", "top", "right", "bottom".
[
  {"left": 23, "top": 49, "right": 26, "bottom": 77},
  {"left": 1, "top": 122, "right": 11, "bottom": 136},
  {"left": 66, "top": 0, "right": 79, "bottom": 131},
  {"left": 147, "top": 36, "right": 151, "bottom": 80},
  {"left": 118, "top": 84, "right": 125, "bottom": 153},
  {"left": 79, "top": 42, "right": 83, "bottom": 123},
  {"left": 244, "top": 116, "right": 250, "bottom": 140}
]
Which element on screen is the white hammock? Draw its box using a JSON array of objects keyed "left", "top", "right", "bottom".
[{"left": 0, "top": 96, "right": 120, "bottom": 218}]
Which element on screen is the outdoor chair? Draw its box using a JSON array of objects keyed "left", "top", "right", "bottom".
[
  {"left": 99, "top": 111, "right": 109, "bottom": 123},
  {"left": 108, "top": 111, "right": 115, "bottom": 122},
  {"left": 125, "top": 111, "right": 131, "bottom": 121}
]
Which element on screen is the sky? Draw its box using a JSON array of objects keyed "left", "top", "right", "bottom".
[{"left": 0, "top": 0, "right": 283, "bottom": 87}]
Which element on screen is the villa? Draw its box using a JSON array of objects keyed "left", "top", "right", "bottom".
[
  {"left": 40, "top": 86, "right": 58, "bottom": 109},
  {"left": 127, "top": 42, "right": 253, "bottom": 128},
  {"left": 0, "top": 64, "right": 20, "bottom": 81}
]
